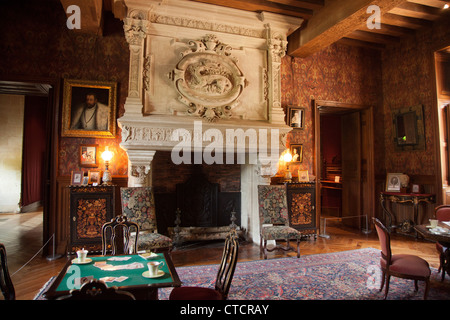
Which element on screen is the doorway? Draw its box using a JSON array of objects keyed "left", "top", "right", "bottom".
[
  {"left": 314, "top": 100, "right": 375, "bottom": 234},
  {"left": 0, "top": 79, "right": 59, "bottom": 256}
]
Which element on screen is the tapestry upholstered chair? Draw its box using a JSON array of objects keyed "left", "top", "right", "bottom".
[
  {"left": 101, "top": 215, "right": 139, "bottom": 255},
  {"left": 257, "top": 185, "right": 301, "bottom": 259},
  {"left": 120, "top": 187, "right": 173, "bottom": 253},
  {"left": 169, "top": 229, "right": 239, "bottom": 300},
  {"left": 57, "top": 279, "right": 135, "bottom": 300},
  {"left": 434, "top": 205, "right": 450, "bottom": 281},
  {"left": 373, "top": 218, "right": 431, "bottom": 299},
  {"left": 0, "top": 243, "right": 15, "bottom": 300}
]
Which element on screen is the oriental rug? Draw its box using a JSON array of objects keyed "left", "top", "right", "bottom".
[{"left": 158, "top": 248, "right": 450, "bottom": 300}]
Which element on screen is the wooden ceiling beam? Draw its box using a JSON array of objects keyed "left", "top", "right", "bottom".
[
  {"left": 287, "top": 0, "right": 408, "bottom": 57},
  {"left": 337, "top": 38, "right": 385, "bottom": 50},
  {"left": 345, "top": 29, "right": 399, "bottom": 44},
  {"left": 60, "top": 0, "right": 104, "bottom": 35},
  {"left": 187, "top": 0, "right": 314, "bottom": 19},
  {"left": 389, "top": 2, "right": 442, "bottom": 20},
  {"left": 266, "top": 0, "right": 325, "bottom": 11},
  {"left": 382, "top": 12, "right": 433, "bottom": 28}
]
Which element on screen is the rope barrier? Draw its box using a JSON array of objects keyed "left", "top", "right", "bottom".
[{"left": 11, "top": 233, "right": 62, "bottom": 277}]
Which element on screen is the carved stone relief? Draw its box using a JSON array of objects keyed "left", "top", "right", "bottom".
[{"left": 168, "top": 35, "right": 248, "bottom": 122}]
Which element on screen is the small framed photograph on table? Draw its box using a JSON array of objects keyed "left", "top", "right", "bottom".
[
  {"left": 385, "top": 173, "right": 402, "bottom": 192},
  {"left": 71, "top": 171, "right": 84, "bottom": 185},
  {"left": 88, "top": 170, "right": 102, "bottom": 186}
]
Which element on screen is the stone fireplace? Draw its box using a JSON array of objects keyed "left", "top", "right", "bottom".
[{"left": 117, "top": 0, "right": 302, "bottom": 244}]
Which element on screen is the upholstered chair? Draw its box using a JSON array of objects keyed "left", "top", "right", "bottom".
[
  {"left": 434, "top": 205, "right": 450, "bottom": 281},
  {"left": 373, "top": 218, "right": 430, "bottom": 299},
  {"left": 257, "top": 185, "right": 302, "bottom": 259},
  {"left": 120, "top": 187, "right": 172, "bottom": 253}
]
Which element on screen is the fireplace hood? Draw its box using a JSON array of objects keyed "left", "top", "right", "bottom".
[{"left": 117, "top": 0, "right": 303, "bottom": 243}]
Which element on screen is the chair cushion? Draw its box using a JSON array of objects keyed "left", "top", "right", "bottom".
[
  {"left": 381, "top": 254, "right": 431, "bottom": 278},
  {"left": 261, "top": 226, "right": 302, "bottom": 241},
  {"left": 131, "top": 232, "right": 172, "bottom": 251},
  {"left": 169, "top": 286, "right": 223, "bottom": 300}
]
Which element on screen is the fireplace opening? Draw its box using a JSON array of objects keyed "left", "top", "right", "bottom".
[{"left": 152, "top": 151, "right": 241, "bottom": 243}]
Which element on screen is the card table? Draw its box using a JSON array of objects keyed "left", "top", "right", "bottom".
[{"left": 43, "top": 252, "right": 181, "bottom": 300}]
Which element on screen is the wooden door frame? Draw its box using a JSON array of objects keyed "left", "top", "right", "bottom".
[
  {"left": 0, "top": 75, "right": 60, "bottom": 256},
  {"left": 313, "top": 100, "right": 375, "bottom": 233}
]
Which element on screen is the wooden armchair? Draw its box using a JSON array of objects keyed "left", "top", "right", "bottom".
[
  {"left": 434, "top": 205, "right": 450, "bottom": 281},
  {"left": 101, "top": 215, "right": 139, "bottom": 255},
  {"left": 258, "top": 185, "right": 301, "bottom": 259},
  {"left": 169, "top": 229, "right": 239, "bottom": 300},
  {"left": 57, "top": 279, "right": 135, "bottom": 300},
  {"left": 373, "top": 218, "right": 430, "bottom": 299},
  {"left": 0, "top": 243, "right": 15, "bottom": 300}
]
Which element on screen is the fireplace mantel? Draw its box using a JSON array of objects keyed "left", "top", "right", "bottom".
[{"left": 117, "top": 0, "right": 302, "bottom": 243}]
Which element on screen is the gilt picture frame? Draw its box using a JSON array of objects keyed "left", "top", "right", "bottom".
[
  {"left": 290, "top": 144, "right": 303, "bottom": 163},
  {"left": 62, "top": 79, "right": 117, "bottom": 138},
  {"left": 79, "top": 144, "right": 98, "bottom": 168}
]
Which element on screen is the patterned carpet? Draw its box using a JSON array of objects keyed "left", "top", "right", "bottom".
[{"left": 159, "top": 248, "right": 450, "bottom": 300}]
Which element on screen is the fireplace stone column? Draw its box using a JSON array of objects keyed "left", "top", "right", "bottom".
[{"left": 126, "top": 149, "right": 155, "bottom": 187}]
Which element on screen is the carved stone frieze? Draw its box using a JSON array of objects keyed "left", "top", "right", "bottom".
[{"left": 168, "top": 35, "right": 248, "bottom": 122}]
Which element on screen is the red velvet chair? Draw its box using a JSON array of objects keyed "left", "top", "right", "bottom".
[
  {"left": 434, "top": 205, "right": 450, "bottom": 281},
  {"left": 373, "top": 218, "right": 431, "bottom": 299},
  {"left": 169, "top": 230, "right": 239, "bottom": 300}
]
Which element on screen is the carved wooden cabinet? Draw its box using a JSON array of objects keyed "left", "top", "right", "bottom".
[
  {"left": 285, "top": 182, "right": 317, "bottom": 237},
  {"left": 68, "top": 185, "right": 115, "bottom": 254}
]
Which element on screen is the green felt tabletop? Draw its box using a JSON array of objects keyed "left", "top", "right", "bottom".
[{"left": 56, "top": 254, "right": 174, "bottom": 292}]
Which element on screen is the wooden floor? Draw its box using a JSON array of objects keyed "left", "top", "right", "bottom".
[{"left": 0, "top": 211, "right": 441, "bottom": 300}]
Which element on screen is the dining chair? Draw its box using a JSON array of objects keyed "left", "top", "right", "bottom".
[
  {"left": 434, "top": 205, "right": 450, "bottom": 281},
  {"left": 57, "top": 279, "right": 135, "bottom": 300},
  {"left": 101, "top": 215, "right": 139, "bottom": 255},
  {"left": 373, "top": 218, "right": 431, "bottom": 299},
  {"left": 257, "top": 185, "right": 301, "bottom": 259},
  {"left": 0, "top": 243, "right": 15, "bottom": 300},
  {"left": 120, "top": 187, "right": 173, "bottom": 253},
  {"left": 169, "top": 229, "right": 239, "bottom": 300}
]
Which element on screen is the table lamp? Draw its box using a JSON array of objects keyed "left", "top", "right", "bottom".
[
  {"left": 101, "top": 146, "right": 113, "bottom": 185},
  {"left": 283, "top": 151, "right": 293, "bottom": 182}
]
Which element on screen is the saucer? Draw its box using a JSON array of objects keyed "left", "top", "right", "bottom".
[
  {"left": 72, "top": 258, "right": 92, "bottom": 265},
  {"left": 142, "top": 270, "right": 164, "bottom": 278},
  {"left": 139, "top": 252, "right": 158, "bottom": 260}
]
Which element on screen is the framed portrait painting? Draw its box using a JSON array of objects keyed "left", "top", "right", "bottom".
[
  {"left": 290, "top": 144, "right": 303, "bottom": 163},
  {"left": 287, "top": 106, "right": 305, "bottom": 129},
  {"left": 385, "top": 173, "right": 402, "bottom": 192},
  {"left": 62, "top": 79, "right": 117, "bottom": 138},
  {"left": 80, "top": 144, "right": 98, "bottom": 168}
]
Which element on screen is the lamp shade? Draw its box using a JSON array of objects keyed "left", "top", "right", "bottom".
[
  {"left": 101, "top": 146, "right": 113, "bottom": 162},
  {"left": 283, "top": 151, "right": 292, "bottom": 163}
]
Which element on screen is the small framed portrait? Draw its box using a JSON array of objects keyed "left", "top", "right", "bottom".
[
  {"left": 290, "top": 144, "right": 303, "bottom": 163},
  {"left": 287, "top": 106, "right": 305, "bottom": 129},
  {"left": 386, "top": 173, "right": 402, "bottom": 192},
  {"left": 61, "top": 79, "right": 117, "bottom": 138},
  {"left": 88, "top": 170, "right": 102, "bottom": 186},
  {"left": 80, "top": 144, "right": 98, "bottom": 168},
  {"left": 298, "top": 170, "right": 309, "bottom": 182},
  {"left": 71, "top": 171, "right": 84, "bottom": 185}
]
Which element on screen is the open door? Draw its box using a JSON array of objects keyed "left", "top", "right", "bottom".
[
  {"left": 314, "top": 100, "right": 374, "bottom": 234},
  {"left": 341, "top": 111, "right": 361, "bottom": 228}
]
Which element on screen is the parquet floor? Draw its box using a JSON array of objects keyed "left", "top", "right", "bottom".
[{"left": 0, "top": 211, "right": 441, "bottom": 300}]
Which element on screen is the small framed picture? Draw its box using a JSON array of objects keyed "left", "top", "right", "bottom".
[
  {"left": 298, "top": 170, "right": 309, "bottom": 182},
  {"left": 80, "top": 144, "right": 98, "bottom": 168},
  {"left": 386, "top": 173, "right": 402, "bottom": 192},
  {"left": 287, "top": 106, "right": 305, "bottom": 129},
  {"left": 290, "top": 144, "right": 303, "bottom": 163},
  {"left": 71, "top": 171, "right": 84, "bottom": 185},
  {"left": 411, "top": 184, "right": 422, "bottom": 193},
  {"left": 88, "top": 170, "right": 102, "bottom": 185}
]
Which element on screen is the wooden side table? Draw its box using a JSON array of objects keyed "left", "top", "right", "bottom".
[
  {"left": 380, "top": 191, "right": 435, "bottom": 234},
  {"left": 285, "top": 182, "right": 317, "bottom": 237},
  {"left": 68, "top": 185, "right": 116, "bottom": 254}
]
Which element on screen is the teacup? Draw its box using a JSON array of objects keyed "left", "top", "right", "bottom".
[
  {"left": 429, "top": 219, "right": 439, "bottom": 228},
  {"left": 148, "top": 261, "right": 165, "bottom": 276},
  {"left": 76, "top": 248, "right": 88, "bottom": 262}
]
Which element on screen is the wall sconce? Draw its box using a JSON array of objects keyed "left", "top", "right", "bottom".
[
  {"left": 283, "top": 151, "right": 293, "bottom": 182},
  {"left": 101, "top": 146, "right": 113, "bottom": 185}
]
